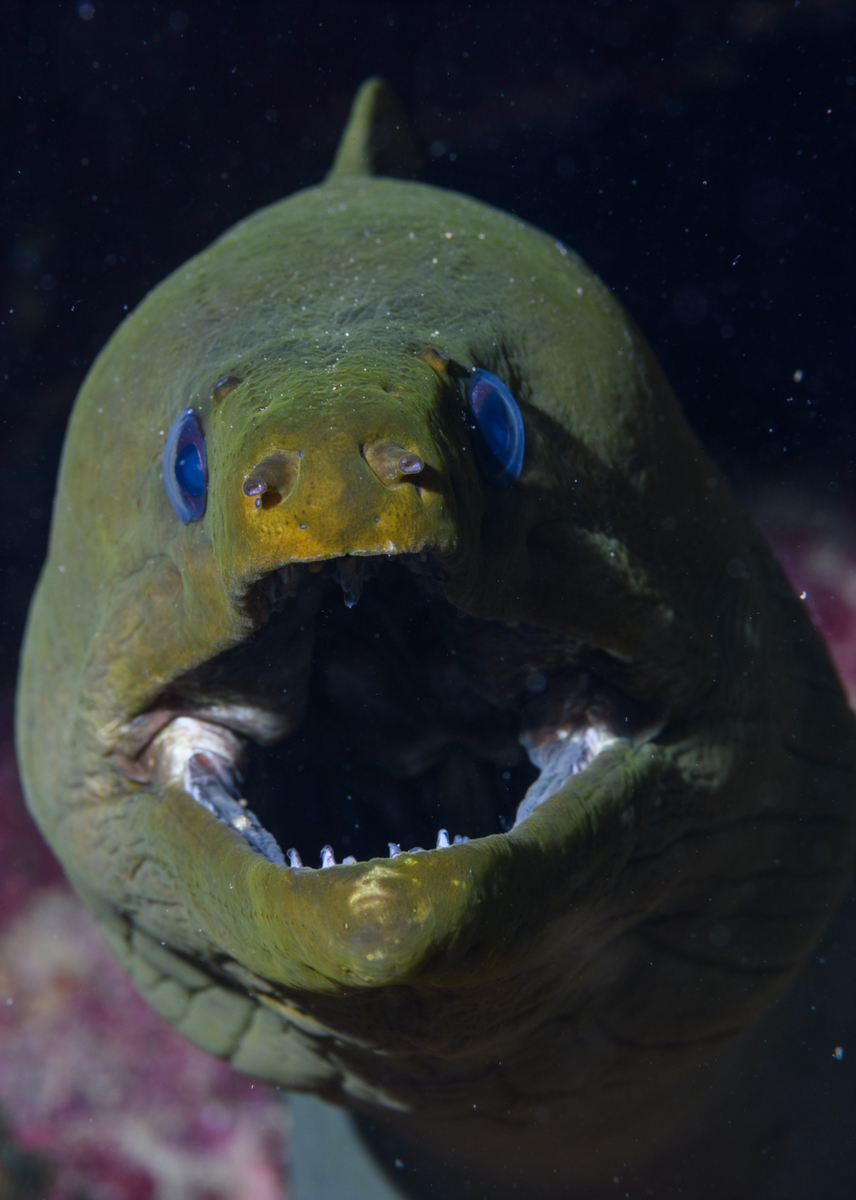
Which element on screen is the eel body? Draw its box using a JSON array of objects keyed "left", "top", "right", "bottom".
[{"left": 15, "top": 81, "right": 856, "bottom": 1197}]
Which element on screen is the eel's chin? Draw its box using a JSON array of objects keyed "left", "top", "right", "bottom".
[{"left": 128, "top": 555, "right": 656, "bottom": 873}]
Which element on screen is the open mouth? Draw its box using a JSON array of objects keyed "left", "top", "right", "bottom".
[{"left": 121, "top": 553, "right": 648, "bottom": 871}]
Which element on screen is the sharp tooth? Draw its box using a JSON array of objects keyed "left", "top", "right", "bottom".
[
  {"left": 321, "top": 845, "right": 336, "bottom": 868},
  {"left": 388, "top": 843, "right": 402, "bottom": 857},
  {"left": 339, "top": 556, "right": 365, "bottom": 608},
  {"left": 287, "top": 848, "right": 303, "bottom": 868},
  {"left": 453, "top": 834, "right": 470, "bottom": 845},
  {"left": 278, "top": 562, "right": 305, "bottom": 597},
  {"left": 342, "top": 855, "right": 357, "bottom": 866},
  {"left": 436, "top": 829, "right": 450, "bottom": 848}
]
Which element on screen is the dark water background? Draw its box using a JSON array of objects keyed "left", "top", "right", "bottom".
[
  {"left": 1, "top": 5, "right": 855, "bottom": 1194},
  {"left": 1, "top": 0, "right": 854, "bottom": 669}
]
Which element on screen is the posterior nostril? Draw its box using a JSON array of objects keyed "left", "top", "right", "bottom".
[{"left": 398, "top": 454, "right": 424, "bottom": 475}]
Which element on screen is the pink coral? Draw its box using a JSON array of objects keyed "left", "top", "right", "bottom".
[
  {"left": 753, "top": 492, "right": 856, "bottom": 705},
  {"left": 0, "top": 708, "right": 288, "bottom": 1200}
]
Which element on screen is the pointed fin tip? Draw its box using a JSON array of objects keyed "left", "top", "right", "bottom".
[{"left": 327, "top": 77, "right": 419, "bottom": 182}]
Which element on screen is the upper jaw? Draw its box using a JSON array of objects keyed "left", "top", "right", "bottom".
[{"left": 208, "top": 360, "right": 480, "bottom": 607}]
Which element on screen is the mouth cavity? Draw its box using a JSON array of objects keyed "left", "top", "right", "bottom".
[{"left": 130, "top": 556, "right": 649, "bottom": 870}]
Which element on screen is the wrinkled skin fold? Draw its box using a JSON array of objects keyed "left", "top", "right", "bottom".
[{"left": 15, "top": 81, "right": 856, "bottom": 1197}]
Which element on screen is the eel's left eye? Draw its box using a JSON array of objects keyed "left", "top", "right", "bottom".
[
  {"left": 466, "top": 369, "right": 525, "bottom": 487},
  {"left": 163, "top": 408, "right": 207, "bottom": 522}
]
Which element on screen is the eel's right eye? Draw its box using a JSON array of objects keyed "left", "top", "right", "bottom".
[
  {"left": 466, "top": 369, "right": 525, "bottom": 487},
  {"left": 163, "top": 408, "right": 207, "bottom": 522}
]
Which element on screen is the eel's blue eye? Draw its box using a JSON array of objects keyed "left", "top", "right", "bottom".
[
  {"left": 466, "top": 369, "right": 525, "bottom": 487},
  {"left": 163, "top": 408, "right": 207, "bottom": 522}
]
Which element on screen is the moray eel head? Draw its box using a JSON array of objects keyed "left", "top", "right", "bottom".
[
  {"left": 99, "top": 320, "right": 663, "bottom": 993},
  {"left": 16, "top": 79, "right": 856, "bottom": 1191}
]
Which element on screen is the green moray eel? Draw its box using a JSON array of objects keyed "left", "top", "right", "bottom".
[{"left": 15, "top": 80, "right": 856, "bottom": 1197}]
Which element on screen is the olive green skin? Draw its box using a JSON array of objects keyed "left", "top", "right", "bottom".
[{"left": 15, "top": 100, "right": 856, "bottom": 1194}]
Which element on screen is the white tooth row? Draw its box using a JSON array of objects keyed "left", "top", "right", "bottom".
[{"left": 286, "top": 829, "right": 471, "bottom": 870}]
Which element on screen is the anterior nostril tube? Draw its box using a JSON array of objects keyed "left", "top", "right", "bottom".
[
  {"left": 243, "top": 450, "right": 301, "bottom": 504},
  {"left": 363, "top": 441, "right": 427, "bottom": 487}
]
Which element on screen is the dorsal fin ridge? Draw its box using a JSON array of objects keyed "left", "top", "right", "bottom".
[{"left": 327, "top": 78, "right": 419, "bottom": 182}]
